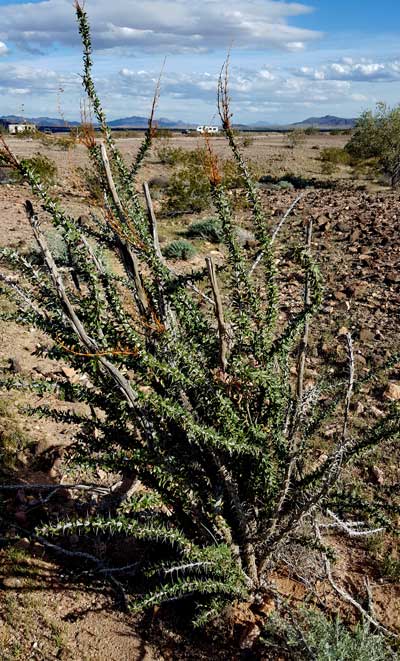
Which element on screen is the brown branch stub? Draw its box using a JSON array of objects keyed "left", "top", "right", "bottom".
[
  {"left": 79, "top": 98, "right": 96, "bottom": 149},
  {"left": 206, "top": 256, "right": 229, "bottom": 371},
  {"left": 202, "top": 132, "right": 222, "bottom": 186},
  {"left": 0, "top": 133, "right": 20, "bottom": 169}
]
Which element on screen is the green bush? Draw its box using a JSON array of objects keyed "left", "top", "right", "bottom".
[
  {"left": 320, "top": 147, "right": 352, "bottom": 165},
  {"left": 262, "top": 610, "right": 396, "bottom": 660},
  {"left": 20, "top": 153, "right": 57, "bottom": 186},
  {"left": 164, "top": 164, "right": 211, "bottom": 213},
  {"left": 186, "top": 218, "right": 223, "bottom": 243},
  {"left": 346, "top": 102, "right": 400, "bottom": 185},
  {"left": 222, "top": 158, "right": 260, "bottom": 189},
  {"left": 27, "top": 227, "right": 69, "bottom": 266},
  {"left": 162, "top": 239, "right": 197, "bottom": 260},
  {"left": 157, "top": 145, "right": 187, "bottom": 166}
]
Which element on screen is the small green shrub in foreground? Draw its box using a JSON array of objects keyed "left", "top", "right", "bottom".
[
  {"left": 262, "top": 610, "right": 396, "bottom": 660},
  {"left": 21, "top": 153, "right": 57, "bottom": 186},
  {"left": 162, "top": 239, "right": 197, "bottom": 260},
  {"left": 186, "top": 218, "right": 223, "bottom": 243}
]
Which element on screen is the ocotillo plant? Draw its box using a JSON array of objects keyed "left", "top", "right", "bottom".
[{"left": 0, "top": 2, "right": 398, "bottom": 630}]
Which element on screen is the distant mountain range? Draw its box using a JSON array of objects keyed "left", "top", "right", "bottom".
[
  {"left": 0, "top": 114, "right": 191, "bottom": 129},
  {"left": 0, "top": 113, "right": 357, "bottom": 130},
  {"left": 291, "top": 115, "right": 357, "bottom": 128},
  {"left": 108, "top": 116, "right": 193, "bottom": 128},
  {"left": 0, "top": 115, "right": 80, "bottom": 127}
]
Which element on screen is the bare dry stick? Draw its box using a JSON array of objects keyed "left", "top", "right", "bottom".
[
  {"left": 0, "top": 272, "right": 46, "bottom": 318},
  {"left": 249, "top": 194, "right": 303, "bottom": 276},
  {"left": 143, "top": 181, "right": 162, "bottom": 259},
  {"left": 0, "top": 483, "right": 112, "bottom": 495},
  {"left": 24, "top": 200, "right": 139, "bottom": 411},
  {"left": 271, "top": 194, "right": 304, "bottom": 243},
  {"left": 342, "top": 333, "right": 354, "bottom": 443},
  {"left": 296, "top": 218, "right": 313, "bottom": 404},
  {"left": 315, "top": 521, "right": 397, "bottom": 638},
  {"left": 99, "top": 142, "right": 149, "bottom": 316},
  {"left": 205, "top": 256, "right": 229, "bottom": 371},
  {"left": 263, "top": 219, "right": 313, "bottom": 553}
]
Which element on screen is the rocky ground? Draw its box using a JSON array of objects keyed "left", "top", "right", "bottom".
[{"left": 0, "top": 131, "right": 399, "bottom": 659}]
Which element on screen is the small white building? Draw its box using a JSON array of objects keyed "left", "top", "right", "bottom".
[
  {"left": 8, "top": 123, "right": 36, "bottom": 135},
  {"left": 196, "top": 125, "right": 219, "bottom": 135}
]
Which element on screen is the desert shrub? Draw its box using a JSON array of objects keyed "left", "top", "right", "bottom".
[
  {"left": 0, "top": 3, "right": 398, "bottom": 635},
  {"left": 164, "top": 164, "right": 211, "bottom": 213},
  {"left": 286, "top": 128, "right": 306, "bottom": 149},
  {"left": 240, "top": 134, "right": 254, "bottom": 148},
  {"left": 381, "top": 554, "right": 400, "bottom": 581},
  {"left": 346, "top": 102, "right": 400, "bottom": 185},
  {"left": 162, "top": 239, "right": 197, "bottom": 260},
  {"left": 186, "top": 218, "right": 223, "bottom": 243},
  {"left": 157, "top": 145, "right": 187, "bottom": 166},
  {"left": 321, "top": 161, "right": 338, "bottom": 176},
  {"left": 320, "top": 147, "right": 352, "bottom": 166},
  {"left": 262, "top": 610, "right": 396, "bottom": 660},
  {"left": 330, "top": 128, "right": 353, "bottom": 136},
  {"left": 305, "top": 126, "right": 319, "bottom": 136},
  {"left": 27, "top": 227, "right": 70, "bottom": 266},
  {"left": 19, "top": 153, "right": 57, "bottom": 186},
  {"left": 222, "top": 158, "right": 261, "bottom": 189},
  {"left": 53, "top": 135, "right": 76, "bottom": 151}
]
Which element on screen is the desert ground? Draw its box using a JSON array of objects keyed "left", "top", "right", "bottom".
[{"left": 0, "top": 130, "right": 399, "bottom": 659}]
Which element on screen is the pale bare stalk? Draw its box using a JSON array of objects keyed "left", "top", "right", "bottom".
[
  {"left": 249, "top": 194, "right": 303, "bottom": 276},
  {"left": 143, "top": 181, "right": 162, "bottom": 259},
  {"left": 205, "top": 256, "right": 229, "bottom": 371},
  {"left": 315, "top": 521, "right": 396, "bottom": 638}
]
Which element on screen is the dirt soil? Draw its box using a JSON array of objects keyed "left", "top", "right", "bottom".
[{"left": 0, "top": 131, "right": 399, "bottom": 659}]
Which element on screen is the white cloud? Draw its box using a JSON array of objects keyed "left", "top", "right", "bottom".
[
  {"left": 117, "top": 64, "right": 360, "bottom": 112},
  {"left": 0, "top": 52, "right": 375, "bottom": 122},
  {"left": 0, "top": 42, "right": 8, "bottom": 56},
  {"left": 0, "top": 0, "right": 320, "bottom": 53},
  {"left": 0, "top": 62, "right": 79, "bottom": 96},
  {"left": 293, "top": 58, "right": 400, "bottom": 82}
]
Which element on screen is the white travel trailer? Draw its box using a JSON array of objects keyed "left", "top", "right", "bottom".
[{"left": 196, "top": 125, "right": 219, "bottom": 135}]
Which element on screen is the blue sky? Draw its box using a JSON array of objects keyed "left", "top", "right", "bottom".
[{"left": 0, "top": 0, "right": 400, "bottom": 123}]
